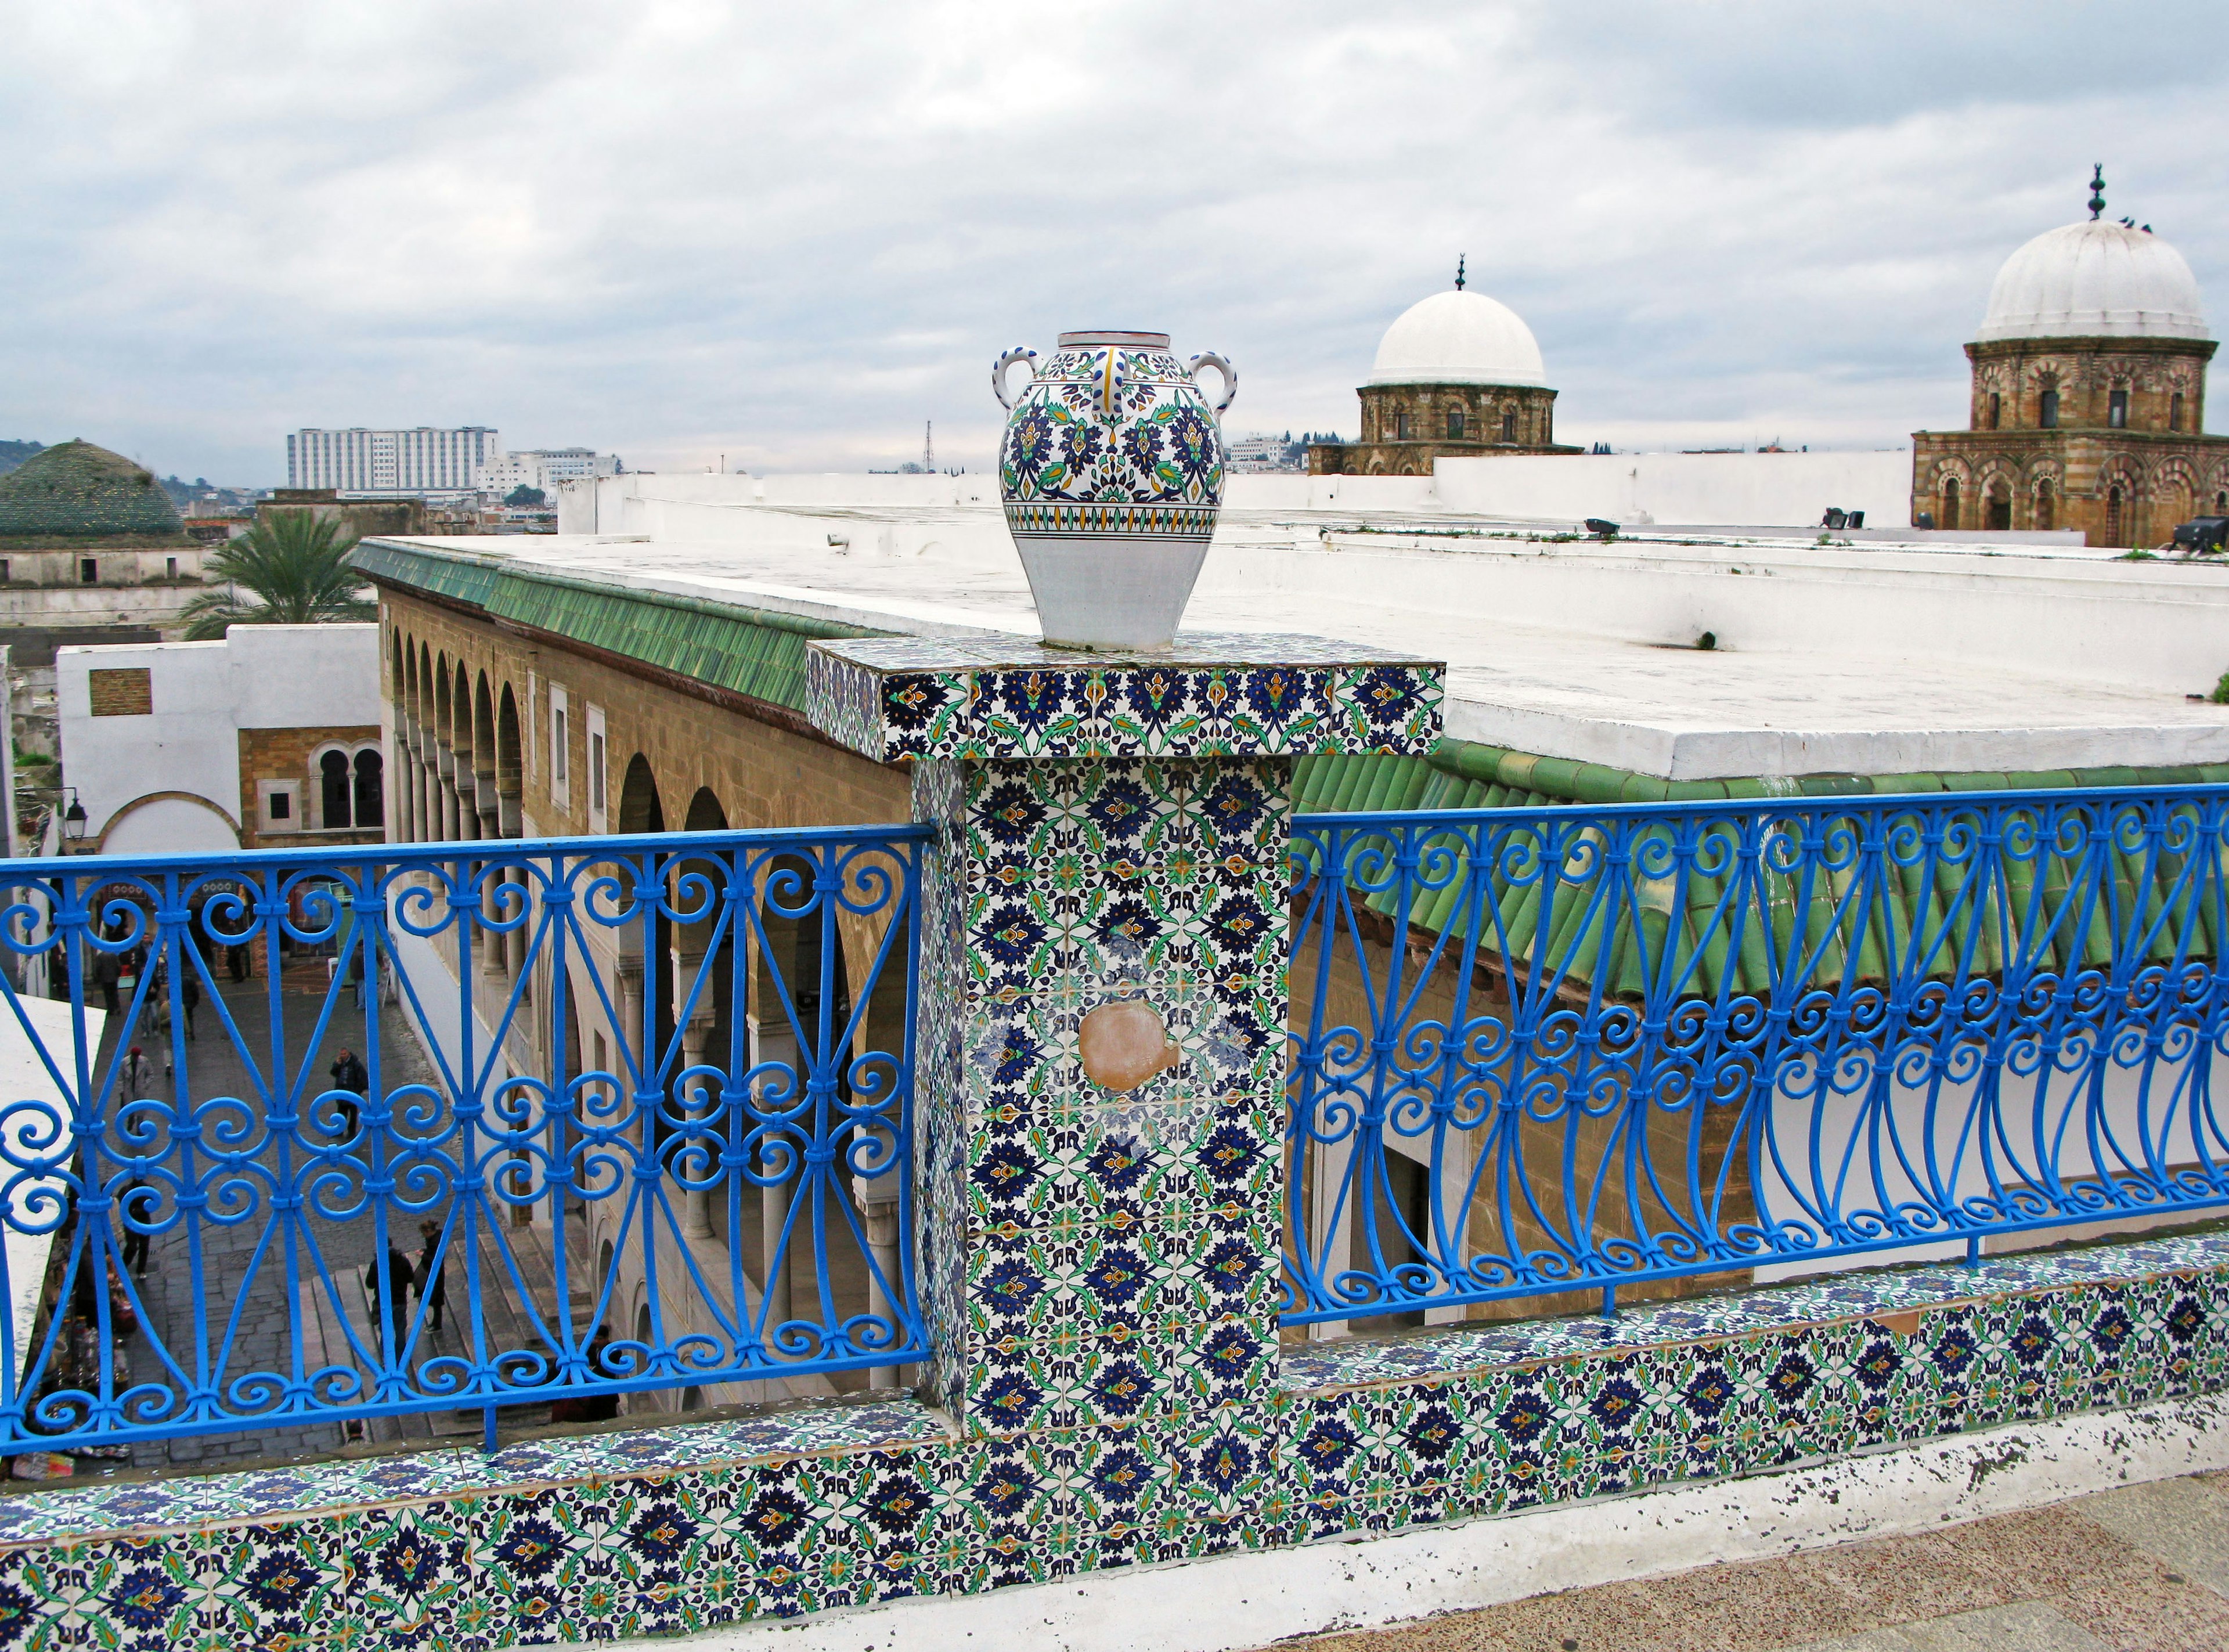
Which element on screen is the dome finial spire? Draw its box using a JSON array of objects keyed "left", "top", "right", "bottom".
[
  {"left": 2088, "top": 164, "right": 2106, "bottom": 221},
  {"left": 1454, "top": 254, "right": 1465, "bottom": 291}
]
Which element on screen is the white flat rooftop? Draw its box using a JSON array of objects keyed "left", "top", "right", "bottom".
[{"left": 365, "top": 478, "right": 2229, "bottom": 781}]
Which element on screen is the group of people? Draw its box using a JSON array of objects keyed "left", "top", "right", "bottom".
[{"left": 364, "top": 1218, "right": 450, "bottom": 1346}]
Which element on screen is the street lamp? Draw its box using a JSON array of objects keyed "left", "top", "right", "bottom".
[{"left": 62, "top": 792, "right": 86, "bottom": 851}]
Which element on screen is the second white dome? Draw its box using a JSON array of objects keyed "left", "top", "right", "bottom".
[
  {"left": 1367, "top": 288, "right": 1548, "bottom": 388},
  {"left": 1976, "top": 219, "right": 2210, "bottom": 343}
]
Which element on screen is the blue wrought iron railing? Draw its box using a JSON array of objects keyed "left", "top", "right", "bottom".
[
  {"left": 1285, "top": 786, "right": 2229, "bottom": 1328},
  {"left": 0, "top": 825, "right": 928, "bottom": 1455}
]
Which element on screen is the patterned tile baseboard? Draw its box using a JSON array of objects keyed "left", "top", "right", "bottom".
[{"left": 3, "top": 1231, "right": 2227, "bottom": 1650}]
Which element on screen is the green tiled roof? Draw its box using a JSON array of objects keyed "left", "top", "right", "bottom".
[
  {"left": 348, "top": 539, "right": 892, "bottom": 711},
  {"left": 1295, "top": 738, "right": 2229, "bottom": 818}
]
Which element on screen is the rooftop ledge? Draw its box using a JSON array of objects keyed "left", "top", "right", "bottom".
[
  {"left": 5, "top": 1224, "right": 2225, "bottom": 1549},
  {"left": 352, "top": 503, "right": 2229, "bottom": 782}
]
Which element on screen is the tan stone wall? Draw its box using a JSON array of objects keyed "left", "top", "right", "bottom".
[
  {"left": 1913, "top": 334, "right": 2228, "bottom": 546},
  {"left": 237, "top": 724, "right": 382, "bottom": 849},
  {"left": 1911, "top": 428, "right": 2229, "bottom": 546},
  {"left": 378, "top": 591, "right": 909, "bottom": 844},
  {"left": 1307, "top": 384, "right": 1575, "bottom": 476}
]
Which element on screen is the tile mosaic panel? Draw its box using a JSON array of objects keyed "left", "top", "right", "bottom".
[
  {"left": 2, "top": 1234, "right": 2227, "bottom": 1649},
  {"left": 937, "top": 753, "right": 1293, "bottom": 1436},
  {"left": 805, "top": 635, "right": 1443, "bottom": 763}
]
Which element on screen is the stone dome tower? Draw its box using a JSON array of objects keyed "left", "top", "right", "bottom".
[
  {"left": 0, "top": 440, "right": 185, "bottom": 539},
  {"left": 1912, "top": 169, "right": 2226, "bottom": 546},
  {"left": 1309, "top": 261, "right": 1580, "bottom": 476}
]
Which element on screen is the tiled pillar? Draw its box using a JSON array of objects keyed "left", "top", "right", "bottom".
[{"left": 806, "top": 634, "right": 1441, "bottom": 1437}]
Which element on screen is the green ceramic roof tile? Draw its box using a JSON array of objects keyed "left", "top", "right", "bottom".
[{"left": 348, "top": 539, "right": 893, "bottom": 712}]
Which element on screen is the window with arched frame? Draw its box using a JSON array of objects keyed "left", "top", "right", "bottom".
[
  {"left": 1500, "top": 409, "right": 1517, "bottom": 443},
  {"left": 2035, "top": 477, "right": 2055, "bottom": 533},
  {"left": 313, "top": 742, "right": 386, "bottom": 830},
  {"left": 1988, "top": 392, "right": 2001, "bottom": 430},
  {"left": 2171, "top": 392, "right": 2185, "bottom": 432},
  {"left": 1942, "top": 476, "right": 1961, "bottom": 532},
  {"left": 1445, "top": 406, "right": 1466, "bottom": 439}
]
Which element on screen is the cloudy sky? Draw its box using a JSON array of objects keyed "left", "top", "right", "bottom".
[{"left": 4, "top": 1, "right": 2224, "bottom": 485}]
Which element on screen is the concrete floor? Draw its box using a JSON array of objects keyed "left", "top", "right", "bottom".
[{"left": 1277, "top": 1473, "right": 2229, "bottom": 1652}]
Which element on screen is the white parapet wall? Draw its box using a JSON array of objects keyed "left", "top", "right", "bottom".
[{"left": 1431, "top": 449, "right": 1917, "bottom": 528}]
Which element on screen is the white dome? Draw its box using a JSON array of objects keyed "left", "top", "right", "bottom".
[
  {"left": 1367, "top": 288, "right": 1548, "bottom": 388},
  {"left": 1976, "top": 219, "right": 2210, "bottom": 343}
]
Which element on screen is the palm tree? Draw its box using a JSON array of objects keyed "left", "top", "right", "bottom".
[{"left": 179, "top": 511, "right": 377, "bottom": 640}]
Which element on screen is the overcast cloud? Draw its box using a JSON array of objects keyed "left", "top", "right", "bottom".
[{"left": 3, "top": 1, "right": 2224, "bottom": 484}]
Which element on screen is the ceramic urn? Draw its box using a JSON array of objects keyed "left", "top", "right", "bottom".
[{"left": 993, "top": 330, "right": 1238, "bottom": 651}]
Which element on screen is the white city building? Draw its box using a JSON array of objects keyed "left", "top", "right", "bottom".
[
  {"left": 287, "top": 427, "right": 503, "bottom": 496},
  {"left": 474, "top": 448, "right": 621, "bottom": 499}
]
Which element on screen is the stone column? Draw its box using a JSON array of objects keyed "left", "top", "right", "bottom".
[
  {"left": 437, "top": 747, "right": 461, "bottom": 842},
  {"left": 805, "top": 634, "right": 1441, "bottom": 1438},
  {"left": 391, "top": 724, "right": 414, "bottom": 843},
  {"left": 412, "top": 736, "right": 433, "bottom": 843}
]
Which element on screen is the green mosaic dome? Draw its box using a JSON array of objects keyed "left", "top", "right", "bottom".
[{"left": 0, "top": 439, "right": 185, "bottom": 539}]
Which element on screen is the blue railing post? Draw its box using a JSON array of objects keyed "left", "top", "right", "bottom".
[{"left": 804, "top": 637, "right": 1445, "bottom": 1429}]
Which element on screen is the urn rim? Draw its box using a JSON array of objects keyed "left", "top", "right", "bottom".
[{"left": 1055, "top": 330, "right": 1171, "bottom": 349}]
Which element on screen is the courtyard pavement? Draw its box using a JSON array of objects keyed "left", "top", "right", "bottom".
[{"left": 1276, "top": 1473, "right": 2229, "bottom": 1651}]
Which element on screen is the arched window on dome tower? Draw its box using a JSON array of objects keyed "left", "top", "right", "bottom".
[
  {"left": 1942, "top": 477, "right": 1960, "bottom": 532},
  {"left": 2171, "top": 392, "right": 2184, "bottom": 433},
  {"left": 1394, "top": 408, "right": 1411, "bottom": 441},
  {"left": 1501, "top": 409, "right": 1517, "bottom": 444},
  {"left": 2109, "top": 389, "right": 2129, "bottom": 429},
  {"left": 2040, "top": 384, "right": 2060, "bottom": 430},
  {"left": 1445, "top": 406, "right": 1466, "bottom": 439},
  {"left": 2106, "top": 485, "right": 2124, "bottom": 546},
  {"left": 2035, "top": 478, "right": 2055, "bottom": 533},
  {"left": 1988, "top": 392, "right": 2001, "bottom": 430}
]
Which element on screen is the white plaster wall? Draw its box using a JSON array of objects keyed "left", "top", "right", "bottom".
[
  {"left": 1431, "top": 449, "right": 1916, "bottom": 528},
  {"left": 227, "top": 625, "right": 380, "bottom": 730},
  {"left": 57, "top": 640, "right": 239, "bottom": 842},
  {"left": 57, "top": 625, "right": 379, "bottom": 844},
  {"left": 98, "top": 795, "right": 239, "bottom": 855}
]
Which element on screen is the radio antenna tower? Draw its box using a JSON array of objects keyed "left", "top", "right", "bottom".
[{"left": 924, "top": 421, "right": 934, "bottom": 473}]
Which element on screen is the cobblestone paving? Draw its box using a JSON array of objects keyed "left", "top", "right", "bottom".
[{"left": 1279, "top": 1473, "right": 2229, "bottom": 1652}]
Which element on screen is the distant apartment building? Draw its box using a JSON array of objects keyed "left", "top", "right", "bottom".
[
  {"left": 286, "top": 427, "right": 502, "bottom": 496},
  {"left": 475, "top": 448, "right": 621, "bottom": 498},
  {"left": 1225, "top": 432, "right": 1312, "bottom": 473}
]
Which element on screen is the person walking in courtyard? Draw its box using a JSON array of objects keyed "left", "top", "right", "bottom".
[
  {"left": 120, "top": 1043, "right": 157, "bottom": 1104},
  {"left": 178, "top": 969, "right": 200, "bottom": 1040},
  {"left": 91, "top": 948, "right": 121, "bottom": 1016},
  {"left": 228, "top": 940, "right": 250, "bottom": 983},
  {"left": 329, "top": 1046, "right": 368, "bottom": 1139},
  {"left": 118, "top": 1177, "right": 153, "bottom": 1276},
  {"left": 415, "top": 1218, "right": 448, "bottom": 1333},
  {"left": 365, "top": 1242, "right": 417, "bottom": 1356}
]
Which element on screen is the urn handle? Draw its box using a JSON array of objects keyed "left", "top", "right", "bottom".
[
  {"left": 1188, "top": 351, "right": 1238, "bottom": 416},
  {"left": 991, "top": 347, "right": 1038, "bottom": 411}
]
